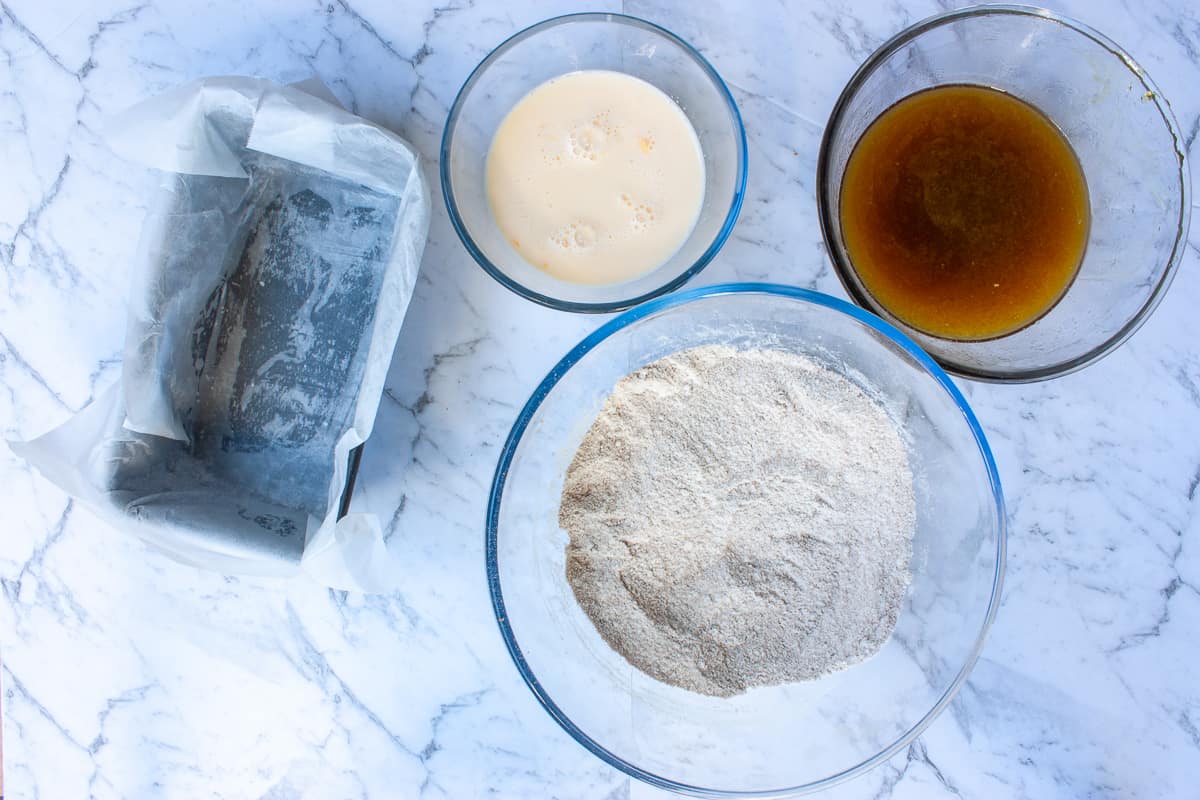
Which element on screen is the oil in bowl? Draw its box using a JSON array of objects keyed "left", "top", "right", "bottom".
[
  {"left": 839, "top": 84, "right": 1090, "bottom": 342},
  {"left": 816, "top": 5, "right": 1190, "bottom": 381}
]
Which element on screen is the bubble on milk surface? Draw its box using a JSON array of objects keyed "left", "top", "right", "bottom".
[
  {"left": 568, "top": 122, "right": 610, "bottom": 162},
  {"left": 591, "top": 111, "right": 618, "bottom": 137},
  {"left": 621, "top": 193, "right": 657, "bottom": 232},
  {"left": 550, "top": 222, "right": 598, "bottom": 252}
]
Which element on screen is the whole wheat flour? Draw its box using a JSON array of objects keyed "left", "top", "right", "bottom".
[{"left": 559, "top": 345, "right": 916, "bottom": 697}]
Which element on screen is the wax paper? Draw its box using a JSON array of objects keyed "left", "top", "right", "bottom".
[{"left": 10, "top": 77, "right": 430, "bottom": 591}]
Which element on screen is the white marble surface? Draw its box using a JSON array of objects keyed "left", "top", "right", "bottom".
[{"left": 1, "top": 0, "right": 1198, "bottom": 797}]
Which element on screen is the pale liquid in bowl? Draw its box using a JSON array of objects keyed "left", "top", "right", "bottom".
[{"left": 486, "top": 70, "right": 705, "bottom": 286}]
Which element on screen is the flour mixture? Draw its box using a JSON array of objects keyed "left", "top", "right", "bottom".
[{"left": 559, "top": 345, "right": 916, "bottom": 697}]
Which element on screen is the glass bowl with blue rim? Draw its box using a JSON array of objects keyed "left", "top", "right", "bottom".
[
  {"left": 487, "top": 284, "right": 1006, "bottom": 796},
  {"left": 441, "top": 13, "right": 748, "bottom": 313}
]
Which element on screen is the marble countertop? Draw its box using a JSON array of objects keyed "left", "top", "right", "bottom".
[{"left": 2, "top": 0, "right": 1198, "bottom": 797}]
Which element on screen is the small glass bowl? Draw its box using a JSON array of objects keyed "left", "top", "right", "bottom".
[
  {"left": 487, "top": 284, "right": 1006, "bottom": 796},
  {"left": 817, "top": 5, "right": 1191, "bottom": 382},
  {"left": 441, "top": 13, "right": 747, "bottom": 313}
]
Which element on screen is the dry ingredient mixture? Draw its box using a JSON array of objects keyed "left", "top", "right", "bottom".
[{"left": 559, "top": 345, "right": 916, "bottom": 697}]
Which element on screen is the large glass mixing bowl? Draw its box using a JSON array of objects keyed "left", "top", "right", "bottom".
[{"left": 487, "top": 284, "right": 1006, "bottom": 796}]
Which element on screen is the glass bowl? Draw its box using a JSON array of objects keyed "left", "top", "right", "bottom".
[
  {"left": 816, "top": 5, "right": 1191, "bottom": 382},
  {"left": 441, "top": 13, "right": 747, "bottom": 313},
  {"left": 487, "top": 284, "right": 1006, "bottom": 796}
]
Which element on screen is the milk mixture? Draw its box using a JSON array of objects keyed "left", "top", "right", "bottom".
[{"left": 486, "top": 70, "right": 706, "bottom": 285}]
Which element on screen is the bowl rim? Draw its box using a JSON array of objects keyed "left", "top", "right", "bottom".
[
  {"left": 815, "top": 4, "right": 1193, "bottom": 383},
  {"left": 440, "top": 12, "right": 749, "bottom": 314},
  {"left": 485, "top": 282, "right": 1008, "bottom": 797}
]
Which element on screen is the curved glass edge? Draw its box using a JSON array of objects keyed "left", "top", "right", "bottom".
[
  {"left": 485, "top": 282, "right": 1008, "bottom": 797},
  {"left": 440, "top": 12, "right": 749, "bottom": 314},
  {"left": 815, "top": 4, "right": 1192, "bottom": 384}
]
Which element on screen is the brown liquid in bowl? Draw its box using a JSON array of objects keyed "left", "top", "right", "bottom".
[{"left": 840, "top": 85, "right": 1090, "bottom": 341}]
